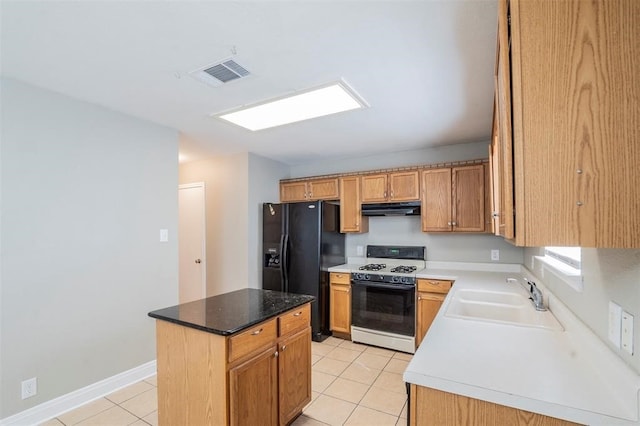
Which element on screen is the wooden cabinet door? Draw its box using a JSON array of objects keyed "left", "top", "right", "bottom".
[
  {"left": 229, "top": 346, "right": 278, "bottom": 426},
  {"left": 280, "top": 182, "right": 308, "bottom": 202},
  {"left": 340, "top": 177, "right": 368, "bottom": 233},
  {"left": 361, "top": 173, "right": 388, "bottom": 203},
  {"left": 308, "top": 178, "right": 339, "bottom": 200},
  {"left": 278, "top": 327, "right": 312, "bottom": 426},
  {"left": 389, "top": 171, "right": 420, "bottom": 201},
  {"left": 452, "top": 165, "right": 485, "bottom": 232},
  {"left": 416, "top": 292, "right": 445, "bottom": 348},
  {"left": 509, "top": 0, "right": 640, "bottom": 248},
  {"left": 330, "top": 283, "right": 351, "bottom": 334},
  {"left": 495, "top": 0, "right": 515, "bottom": 241},
  {"left": 421, "top": 169, "right": 452, "bottom": 232}
]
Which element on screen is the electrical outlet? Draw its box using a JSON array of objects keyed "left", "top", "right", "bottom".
[
  {"left": 622, "top": 311, "right": 634, "bottom": 355},
  {"left": 159, "top": 229, "right": 169, "bottom": 242},
  {"left": 356, "top": 245, "right": 364, "bottom": 256},
  {"left": 21, "top": 377, "right": 37, "bottom": 399},
  {"left": 491, "top": 249, "right": 500, "bottom": 261},
  {"left": 608, "top": 301, "right": 622, "bottom": 348}
]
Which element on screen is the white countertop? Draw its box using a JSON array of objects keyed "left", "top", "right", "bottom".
[{"left": 404, "top": 262, "right": 640, "bottom": 425}]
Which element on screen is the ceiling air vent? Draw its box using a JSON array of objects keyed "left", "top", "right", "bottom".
[{"left": 190, "top": 58, "right": 251, "bottom": 87}]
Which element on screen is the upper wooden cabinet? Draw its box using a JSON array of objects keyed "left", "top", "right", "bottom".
[
  {"left": 280, "top": 178, "right": 339, "bottom": 202},
  {"left": 421, "top": 165, "right": 485, "bottom": 233},
  {"left": 339, "top": 177, "right": 369, "bottom": 233},
  {"left": 361, "top": 171, "right": 420, "bottom": 203},
  {"left": 502, "top": 0, "right": 640, "bottom": 248}
]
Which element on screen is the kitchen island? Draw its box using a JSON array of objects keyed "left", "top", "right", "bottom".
[{"left": 148, "top": 288, "right": 315, "bottom": 426}]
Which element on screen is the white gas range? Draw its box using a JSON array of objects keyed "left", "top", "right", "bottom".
[{"left": 349, "top": 245, "right": 426, "bottom": 354}]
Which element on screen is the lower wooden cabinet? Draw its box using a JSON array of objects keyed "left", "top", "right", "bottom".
[
  {"left": 278, "top": 328, "right": 312, "bottom": 425},
  {"left": 156, "top": 303, "right": 311, "bottom": 426},
  {"left": 409, "top": 385, "right": 579, "bottom": 425},
  {"left": 416, "top": 279, "right": 453, "bottom": 348},
  {"left": 229, "top": 345, "right": 278, "bottom": 426},
  {"left": 330, "top": 272, "right": 351, "bottom": 335}
]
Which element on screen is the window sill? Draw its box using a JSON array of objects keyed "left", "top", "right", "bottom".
[{"left": 534, "top": 255, "right": 583, "bottom": 293}]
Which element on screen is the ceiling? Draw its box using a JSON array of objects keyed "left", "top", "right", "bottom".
[{"left": 0, "top": 0, "right": 498, "bottom": 166}]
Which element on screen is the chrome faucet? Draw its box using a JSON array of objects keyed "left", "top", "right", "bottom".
[{"left": 507, "top": 277, "right": 547, "bottom": 311}]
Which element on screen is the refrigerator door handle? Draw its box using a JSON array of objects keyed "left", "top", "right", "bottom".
[
  {"left": 279, "top": 234, "right": 286, "bottom": 290},
  {"left": 282, "top": 233, "right": 290, "bottom": 292}
]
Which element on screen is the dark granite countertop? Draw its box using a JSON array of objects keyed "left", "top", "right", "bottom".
[{"left": 148, "top": 288, "right": 315, "bottom": 336}]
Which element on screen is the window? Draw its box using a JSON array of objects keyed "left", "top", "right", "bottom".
[
  {"left": 545, "top": 246, "right": 581, "bottom": 269},
  {"left": 535, "top": 246, "right": 583, "bottom": 292}
]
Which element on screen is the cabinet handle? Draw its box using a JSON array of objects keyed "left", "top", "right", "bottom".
[
  {"left": 418, "top": 296, "right": 422, "bottom": 300},
  {"left": 281, "top": 345, "right": 287, "bottom": 351},
  {"left": 309, "top": 192, "right": 313, "bottom": 198},
  {"left": 452, "top": 222, "right": 457, "bottom": 226},
  {"left": 293, "top": 311, "right": 302, "bottom": 317},
  {"left": 390, "top": 191, "right": 394, "bottom": 198},
  {"left": 274, "top": 351, "right": 279, "bottom": 358},
  {"left": 251, "top": 328, "right": 263, "bottom": 336},
  {"left": 492, "top": 212, "right": 499, "bottom": 218},
  {"left": 447, "top": 222, "right": 452, "bottom": 226},
  {"left": 384, "top": 191, "right": 387, "bottom": 198}
]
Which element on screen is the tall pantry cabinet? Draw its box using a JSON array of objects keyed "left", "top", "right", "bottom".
[{"left": 496, "top": 0, "right": 640, "bottom": 248}]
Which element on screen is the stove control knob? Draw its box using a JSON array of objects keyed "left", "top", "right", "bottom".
[
  {"left": 392, "top": 276, "right": 400, "bottom": 283},
  {"left": 364, "top": 274, "right": 370, "bottom": 280},
  {"left": 401, "top": 277, "right": 408, "bottom": 284}
]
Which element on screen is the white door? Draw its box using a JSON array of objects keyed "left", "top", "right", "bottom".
[{"left": 178, "top": 183, "right": 206, "bottom": 303}]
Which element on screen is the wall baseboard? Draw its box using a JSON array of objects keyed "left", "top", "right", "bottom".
[{"left": 0, "top": 361, "right": 156, "bottom": 426}]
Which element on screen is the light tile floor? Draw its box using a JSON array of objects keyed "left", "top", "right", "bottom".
[{"left": 39, "top": 336, "right": 410, "bottom": 426}]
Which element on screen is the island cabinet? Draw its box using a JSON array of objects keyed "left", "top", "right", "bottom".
[
  {"left": 421, "top": 165, "right": 485, "bottom": 233},
  {"left": 498, "top": 0, "right": 640, "bottom": 248},
  {"left": 409, "top": 385, "right": 580, "bottom": 426},
  {"left": 361, "top": 171, "right": 420, "bottom": 203},
  {"left": 415, "top": 279, "right": 453, "bottom": 348},
  {"left": 150, "top": 289, "right": 313, "bottom": 426},
  {"left": 280, "top": 178, "right": 339, "bottom": 202},
  {"left": 339, "top": 176, "right": 368, "bottom": 233},
  {"left": 329, "top": 272, "right": 351, "bottom": 337}
]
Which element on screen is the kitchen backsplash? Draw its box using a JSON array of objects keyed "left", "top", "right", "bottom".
[
  {"left": 524, "top": 247, "right": 640, "bottom": 375},
  {"left": 346, "top": 216, "right": 524, "bottom": 264}
]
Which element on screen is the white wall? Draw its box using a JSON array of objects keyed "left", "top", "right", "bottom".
[
  {"left": 0, "top": 79, "right": 179, "bottom": 418},
  {"left": 347, "top": 216, "right": 523, "bottom": 264},
  {"left": 179, "top": 153, "right": 288, "bottom": 294},
  {"left": 247, "top": 154, "right": 289, "bottom": 288},
  {"left": 289, "top": 141, "right": 490, "bottom": 178},
  {"left": 524, "top": 247, "right": 640, "bottom": 374}
]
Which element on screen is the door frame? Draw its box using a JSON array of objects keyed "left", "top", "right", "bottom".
[{"left": 178, "top": 182, "right": 206, "bottom": 301}]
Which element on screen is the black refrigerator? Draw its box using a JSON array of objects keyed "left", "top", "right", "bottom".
[{"left": 263, "top": 201, "right": 345, "bottom": 342}]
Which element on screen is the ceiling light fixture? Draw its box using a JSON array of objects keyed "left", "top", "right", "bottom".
[{"left": 215, "top": 80, "right": 368, "bottom": 131}]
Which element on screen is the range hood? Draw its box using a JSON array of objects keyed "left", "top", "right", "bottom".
[{"left": 361, "top": 201, "right": 421, "bottom": 216}]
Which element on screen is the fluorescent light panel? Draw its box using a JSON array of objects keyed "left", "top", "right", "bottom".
[{"left": 217, "top": 82, "right": 366, "bottom": 131}]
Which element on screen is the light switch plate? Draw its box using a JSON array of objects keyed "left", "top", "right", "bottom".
[
  {"left": 356, "top": 245, "right": 364, "bottom": 256},
  {"left": 622, "top": 311, "right": 634, "bottom": 355},
  {"left": 159, "top": 229, "right": 169, "bottom": 242},
  {"left": 609, "top": 301, "right": 622, "bottom": 348}
]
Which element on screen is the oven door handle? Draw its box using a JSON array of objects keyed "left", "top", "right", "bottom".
[{"left": 351, "top": 281, "right": 415, "bottom": 291}]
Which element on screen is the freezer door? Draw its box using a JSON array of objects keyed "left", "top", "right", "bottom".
[
  {"left": 286, "top": 202, "right": 321, "bottom": 296},
  {"left": 262, "top": 203, "right": 286, "bottom": 291}
]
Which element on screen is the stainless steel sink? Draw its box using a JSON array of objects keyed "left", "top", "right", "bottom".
[{"left": 445, "top": 289, "right": 564, "bottom": 331}]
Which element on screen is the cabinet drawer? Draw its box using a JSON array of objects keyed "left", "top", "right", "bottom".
[
  {"left": 330, "top": 272, "right": 350, "bottom": 284},
  {"left": 279, "top": 304, "right": 310, "bottom": 337},
  {"left": 417, "top": 279, "right": 453, "bottom": 294},
  {"left": 228, "top": 318, "right": 277, "bottom": 363}
]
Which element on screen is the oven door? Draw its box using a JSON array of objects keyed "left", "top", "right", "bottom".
[{"left": 351, "top": 280, "right": 415, "bottom": 336}]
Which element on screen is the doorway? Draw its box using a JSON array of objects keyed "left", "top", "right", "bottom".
[{"left": 178, "top": 182, "right": 206, "bottom": 303}]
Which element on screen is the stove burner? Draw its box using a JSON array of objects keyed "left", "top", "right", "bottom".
[
  {"left": 359, "top": 263, "right": 386, "bottom": 271},
  {"left": 390, "top": 265, "right": 417, "bottom": 274}
]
